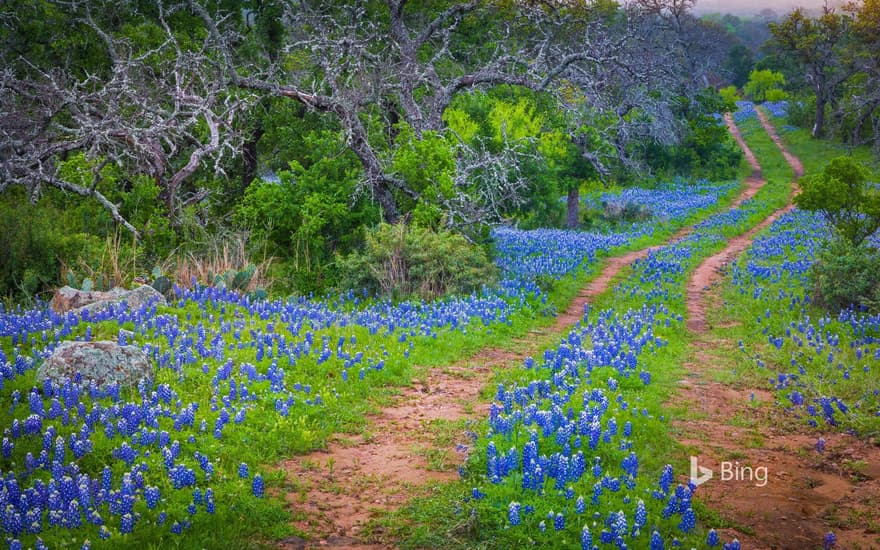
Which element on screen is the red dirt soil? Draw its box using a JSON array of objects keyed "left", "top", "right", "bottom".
[
  {"left": 275, "top": 111, "right": 829, "bottom": 549},
  {"left": 686, "top": 110, "right": 805, "bottom": 333},
  {"left": 677, "top": 108, "right": 880, "bottom": 549}
]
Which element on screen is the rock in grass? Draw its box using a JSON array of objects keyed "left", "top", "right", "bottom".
[
  {"left": 38, "top": 341, "right": 153, "bottom": 389},
  {"left": 50, "top": 286, "right": 125, "bottom": 313},
  {"left": 50, "top": 285, "right": 166, "bottom": 315}
]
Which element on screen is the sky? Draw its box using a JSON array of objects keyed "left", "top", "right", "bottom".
[{"left": 693, "top": 0, "right": 835, "bottom": 16}]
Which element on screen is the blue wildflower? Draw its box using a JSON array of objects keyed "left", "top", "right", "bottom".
[
  {"left": 650, "top": 530, "right": 665, "bottom": 550},
  {"left": 581, "top": 525, "right": 592, "bottom": 550},
  {"left": 252, "top": 473, "right": 264, "bottom": 498},
  {"left": 508, "top": 501, "right": 521, "bottom": 526},
  {"left": 707, "top": 528, "right": 720, "bottom": 547}
]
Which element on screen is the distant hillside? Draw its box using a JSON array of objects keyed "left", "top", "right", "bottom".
[{"left": 694, "top": 0, "right": 846, "bottom": 17}]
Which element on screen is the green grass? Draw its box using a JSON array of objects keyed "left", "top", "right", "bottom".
[
  {"left": 760, "top": 112, "right": 879, "bottom": 177},
  {"left": 701, "top": 111, "right": 880, "bottom": 438},
  {"left": 376, "top": 117, "right": 801, "bottom": 549},
  {"left": 0, "top": 160, "right": 757, "bottom": 549}
]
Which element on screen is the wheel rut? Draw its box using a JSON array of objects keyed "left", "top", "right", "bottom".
[
  {"left": 274, "top": 111, "right": 800, "bottom": 550},
  {"left": 686, "top": 111, "right": 801, "bottom": 333},
  {"left": 677, "top": 108, "right": 880, "bottom": 549}
]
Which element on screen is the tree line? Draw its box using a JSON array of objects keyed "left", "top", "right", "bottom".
[{"left": 1, "top": 0, "right": 872, "bottom": 299}]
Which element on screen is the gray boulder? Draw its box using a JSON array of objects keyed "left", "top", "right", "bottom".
[
  {"left": 50, "top": 285, "right": 166, "bottom": 315},
  {"left": 38, "top": 340, "right": 154, "bottom": 390},
  {"left": 50, "top": 286, "right": 125, "bottom": 313}
]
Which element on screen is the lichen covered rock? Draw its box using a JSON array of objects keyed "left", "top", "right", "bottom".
[
  {"left": 50, "top": 285, "right": 166, "bottom": 315},
  {"left": 37, "top": 341, "right": 154, "bottom": 390}
]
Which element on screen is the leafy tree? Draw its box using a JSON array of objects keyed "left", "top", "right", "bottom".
[
  {"left": 839, "top": 0, "right": 880, "bottom": 151},
  {"left": 0, "top": 0, "right": 253, "bottom": 233},
  {"left": 718, "top": 85, "right": 740, "bottom": 105},
  {"left": 770, "top": 7, "right": 854, "bottom": 137},
  {"left": 441, "top": 88, "right": 570, "bottom": 230},
  {"left": 809, "top": 238, "right": 880, "bottom": 312},
  {"left": 234, "top": 129, "right": 379, "bottom": 292},
  {"left": 725, "top": 44, "right": 755, "bottom": 87},
  {"left": 743, "top": 69, "right": 787, "bottom": 102},
  {"left": 193, "top": 0, "right": 628, "bottom": 227},
  {"left": 794, "top": 157, "right": 880, "bottom": 247}
]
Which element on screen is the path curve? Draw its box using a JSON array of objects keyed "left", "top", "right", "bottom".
[
  {"left": 275, "top": 115, "right": 787, "bottom": 549},
  {"left": 676, "top": 109, "right": 880, "bottom": 549},
  {"left": 685, "top": 111, "right": 800, "bottom": 332}
]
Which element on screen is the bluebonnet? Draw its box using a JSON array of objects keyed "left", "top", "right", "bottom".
[
  {"left": 580, "top": 525, "right": 592, "bottom": 550},
  {"left": 508, "top": 501, "right": 521, "bottom": 526},
  {"left": 650, "top": 530, "right": 665, "bottom": 550},
  {"left": 205, "top": 488, "right": 216, "bottom": 514},
  {"left": 707, "top": 528, "right": 720, "bottom": 547},
  {"left": 678, "top": 507, "right": 696, "bottom": 533},
  {"left": 554, "top": 512, "right": 564, "bottom": 531},
  {"left": 824, "top": 532, "right": 836, "bottom": 549}
]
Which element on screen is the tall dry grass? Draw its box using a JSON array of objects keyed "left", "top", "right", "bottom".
[
  {"left": 160, "top": 232, "right": 273, "bottom": 291},
  {"left": 67, "top": 230, "right": 138, "bottom": 290}
]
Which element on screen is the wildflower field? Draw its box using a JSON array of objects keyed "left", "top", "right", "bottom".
[{"left": 2, "top": 105, "right": 878, "bottom": 550}]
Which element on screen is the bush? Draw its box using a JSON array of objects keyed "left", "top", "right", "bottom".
[
  {"left": 785, "top": 96, "right": 815, "bottom": 129},
  {"left": 337, "top": 223, "right": 497, "bottom": 300},
  {"left": 743, "top": 69, "right": 786, "bottom": 102},
  {"left": 809, "top": 239, "right": 880, "bottom": 312},
  {"left": 0, "top": 189, "right": 106, "bottom": 301},
  {"left": 794, "top": 157, "right": 880, "bottom": 247},
  {"left": 765, "top": 88, "right": 789, "bottom": 102},
  {"left": 718, "top": 85, "right": 740, "bottom": 107}
]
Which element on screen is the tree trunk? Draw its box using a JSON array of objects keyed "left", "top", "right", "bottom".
[
  {"left": 813, "top": 93, "right": 826, "bottom": 138},
  {"left": 241, "top": 122, "right": 264, "bottom": 196},
  {"left": 375, "top": 179, "right": 401, "bottom": 224},
  {"left": 342, "top": 111, "right": 401, "bottom": 223},
  {"left": 566, "top": 186, "right": 579, "bottom": 229}
]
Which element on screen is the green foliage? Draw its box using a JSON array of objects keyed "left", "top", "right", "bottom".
[
  {"left": 337, "top": 223, "right": 497, "bottom": 300},
  {"left": 235, "top": 129, "right": 379, "bottom": 294},
  {"left": 743, "top": 69, "right": 786, "bottom": 102},
  {"left": 0, "top": 150, "right": 180, "bottom": 301},
  {"left": 641, "top": 89, "right": 742, "bottom": 180},
  {"left": 764, "top": 88, "right": 788, "bottom": 102},
  {"left": 441, "top": 89, "right": 568, "bottom": 228},
  {"left": 809, "top": 239, "right": 880, "bottom": 312},
  {"left": 794, "top": 157, "right": 880, "bottom": 247},
  {"left": 718, "top": 85, "right": 741, "bottom": 106},
  {"left": 790, "top": 156, "right": 880, "bottom": 313},
  {"left": 487, "top": 98, "right": 544, "bottom": 143},
  {"left": 390, "top": 123, "right": 457, "bottom": 226},
  {"left": 0, "top": 188, "right": 105, "bottom": 301},
  {"left": 725, "top": 43, "right": 755, "bottom": 88},
  {"left": 782, "top": 95, "right": 816, "bottom": 128}
]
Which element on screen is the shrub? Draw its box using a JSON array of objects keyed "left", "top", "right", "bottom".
[
  {"left": 718, "top": 85, "right": 740, "bottom": 107},
  {"left": 765, "top": 88, "right": 789, "bottom": 102},
  {"left": 337, "top": 223, "right": 497, "bottom": 300},
  {"left": 0, "top": 188, "right": 106, "bottom": 301},
  {"left": 809, "top": 239, "right": 880, "bottom": 312},
  {"left": 794, "top": 157, "right": 880, "bottom": 247},
  {"left": 743, "top": 69, "right": 786, "bottom": 102},
  {"left": 785, "top": 96, "right": 815, "bottom": 129}
]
